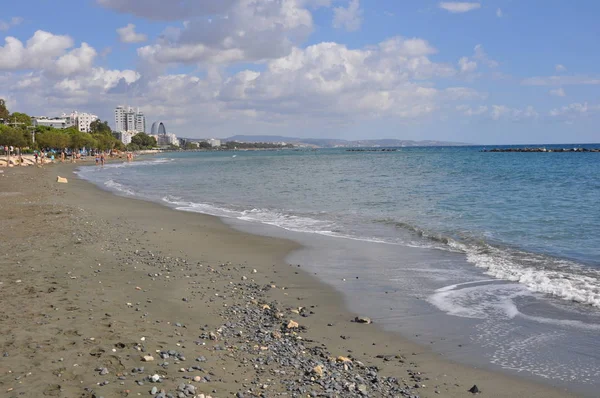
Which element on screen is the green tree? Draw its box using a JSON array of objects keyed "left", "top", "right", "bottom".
[
  {"left": 36, "top": 129, "right": 70, "bottom": 150},
  {"left": 89, "top": 120, "right": 113, "bottom": 136},
  {"left": 10, "top": 112, "right": 32, "bottom": 127},
  {"left": 0, "top": 125, "right": 27, "bottom": 148},
  {"left": 131, "top": 132, "right": 157, "bottom": 149},
  {"left": 126, "top": 142, "right": 141, "bottom": 151},
  {"left": 0, "top": 99, "right": 9, "bottom": 121},
  {"left": 69, "top": 129, "right": 96, "bottom": 150}
]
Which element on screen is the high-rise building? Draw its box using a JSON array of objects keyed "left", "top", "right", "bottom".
[
  {"left": 135, "top": 109, "right": 146, "bottom": 133},
  {"left": 115, "top": 105, "right": 145, "bottom": 133},
  {"left": 115, "top": 106, "right": 127, "bottom": 132}
]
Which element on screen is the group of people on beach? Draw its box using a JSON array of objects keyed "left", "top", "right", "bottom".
[{"left": 2, "top": 146, "right": 135, "bottom": 168}]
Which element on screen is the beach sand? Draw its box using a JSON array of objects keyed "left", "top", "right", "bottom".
[{"left": 0, "top": 164, "right": 579, "bottom": 397}]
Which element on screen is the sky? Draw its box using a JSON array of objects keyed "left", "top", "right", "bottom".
[{"left": 1, "top": 0, "right": 599, "bottom": 144}]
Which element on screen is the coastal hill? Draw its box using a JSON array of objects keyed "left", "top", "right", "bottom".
[{"left": 225, "top": 135, "right": 471, "bottom": 148}]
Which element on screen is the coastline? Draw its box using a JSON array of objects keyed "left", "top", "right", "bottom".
[{"left": 0, "top": 163, "right": 581, "bottom": 397}]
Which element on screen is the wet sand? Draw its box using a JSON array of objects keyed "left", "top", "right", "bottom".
[{"left": 0, "top": 164, "right": 579, "bottom": 397}]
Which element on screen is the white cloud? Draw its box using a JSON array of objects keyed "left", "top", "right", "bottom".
[
  {"left": 97, "top": 0, "right": 239, "bottom": 20},
  {"left": 0, "top": 30, "right": 96, "bottom": 75},
  {"left": 458, "top": 104, "right": 538, "bottom": 121},
  {"left": 216, "top": 37, "right": 457, "bottom": 118},
  {"left": 473, "top": 44, "right": 498, "bottom": 68},
  {"left": 549, "top": 88, "right": 566, "bottom": 97},
  {"left": 117, "top": 23, "right": 148, "bottom": 43},
  {"left": 549, "top": 102, "right": 600, "bottom": 118},
  {"left": 333, "top": 0, "right": 363, "bottom": 32},
  {"left": 491, "top": 105, "right": 538, "bottom": 121},
  {"left": 522, "top": 75, "right": 600, "bottom": 86},
  {"left": 51, "top": 43, "right": 97, "bottom": 76},
  {"left": 445, "top": 87, "right": 486, "bottom": 100},
  {"left": 457, "top": 44, "right": 497, "bottom": 76},
  {"left": 496, "top": 8, "right": 503, "bottom": 18},
  {"left": 137, "top": 0, "right": 314, "bottom": 66},
  {"left": 457, "top": 105, "right": 488, "bottom": 116},
  {"left": 439, "top": 2, "right": 481, "bottom": 13},
  {"left": 0, "top": 17, "right": 23, "bottom": 31},
  {"left": 458, "top": 56, "right": 477, "bottom": 73},
  {"left": 555, "top": 64, "right": 567, "bottom": 72}
]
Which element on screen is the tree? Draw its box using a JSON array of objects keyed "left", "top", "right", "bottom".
[
  {"left": 0, "top": 125, "right": 27, "bottom": 148},
  {"left": 10, "top": 112, "right": 32, "bottom": 127},
  {"left": 36, "top": 129, "right": 70, "bottom": 150},
  {"left": 92, "top": 133, "right": 121, "bottom": 151},
  {"left": 69, "top": 129, "right": 96, "bottom": 150},
  {"left": 126, "top": 142, "right": 140, "bottom": 151},
  {"left": 89, "top": 120, "right": 113, "bottom": 136},
  {"left": 131, "top": 132, "right": 157, "bottom": 148},
  {"left": 0, "top": 99, "right": 9, "bottom": 121}
]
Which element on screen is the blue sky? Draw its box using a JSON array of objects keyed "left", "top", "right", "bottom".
[{"left": 1, "top": 0, "right": 599, "bottom": 144}]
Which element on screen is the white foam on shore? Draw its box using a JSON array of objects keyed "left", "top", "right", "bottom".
[
  {"left": 448, "top": 240, "right": 600, "bottom": 308},
  {"left": 104, "top": 179, "right": 136, "bottom": 196},
  {"left": 429, "top": 281, "right": 600, "bottom": 330}
]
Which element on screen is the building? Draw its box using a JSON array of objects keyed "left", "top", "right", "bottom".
[
  {"left": 157, "top": 133, "right": 179, "bottom": 147},
  {"left": 114, "top": 130, "right": 137, "bottom": 145},
  {"left": 115, "top": 106, "right": 146, "bottom": 133},
  {"left": 115, "top": 106, "right": 127, "bottom": 132},
  {"left": 150, "top": 121, "right": 167, "bottom": 135},
  {"left": 135, "top": 111, "right": 146, "bottom": 134},
  {"left": 61, "top": 111, "right": 98, "bottom": 132},
  {"left": 207, "top": 138, "right": 221, "bottom": 147},
  {"left": 150, "top": 121, "right": 179, "bottom": 147},
  {"left": 32, "top": 116, "right": 74, "bottom": 129}
]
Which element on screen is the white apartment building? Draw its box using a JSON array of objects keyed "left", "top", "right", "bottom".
[
  {"left": 115, "top": 106, "right": 127, "bottom": 133},
  {"left": 69, "top": 112, "right": 98, "bottom": 132},
  {"left": 115, "top": 130, "right": 137, "bottom": 145},
  {"left": 135, "top": 111, "right": 146, "bottom": 134},
  {"left": 32, "top": 117, "right": 73, "bottom": 129},
  {"left": 207, "top": 138, "right": 221, "bottom": 147},
  {"left": 115, "top": 106, "right": 146, "bottom": 133},
  {"left": 157, "top": 133, "right": 179, "bottom": 147}
]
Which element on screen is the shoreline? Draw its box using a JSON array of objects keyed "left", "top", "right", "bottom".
[{"left": 0, "top": 163, "right": 581, "bottom": 397}]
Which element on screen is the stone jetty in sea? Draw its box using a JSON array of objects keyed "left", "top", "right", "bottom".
[
  {"left": 482, "top": 147, "right": 600, "bottom": 153},
  {"left": 346, "top": 148, "right": 398, "bottom": 152}
]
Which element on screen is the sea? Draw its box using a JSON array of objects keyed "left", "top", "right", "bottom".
[{"left": 77, "top": 145, "right": 600, "bottom": 396}]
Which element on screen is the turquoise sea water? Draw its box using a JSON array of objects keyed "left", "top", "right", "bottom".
[{"left": 78, "top": 145, "right": 600, "bottom": 395}]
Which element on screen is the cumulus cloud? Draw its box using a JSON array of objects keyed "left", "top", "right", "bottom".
[
  {"left": 549, "top": 102, "right": 600, "bottom": 119},
  {"left": 333, "top": 0, "right": 363, "bottom": 32},
  {"left": 0, "top": 17, "right": 23, "bottom": 31},
  {"left": 457, "top": 104, "right": 538, "bottom": 121},
  {"left": 439, "top": 2, "right": 481, "bottom": 13},
  {"left": 456, "top": 105, "right": 488, "bottom": 116},
  {"left": 549, "top": 88, "right": 566, "bottom": 97},
  {"left": 555, "top": 64, "right": 567, "bottom": 72},
  {"left": 96, "top": 0, "right": 238, "bottom": 20},
  {"left": 457, "top": 44, "right": 497, "bottom": 76},
  {"left": 458, "top": 56, "right": 477, "bottom": 73},
  {"left": 117, "top": 23, "right": 148, "bottom": 43},
  {"left": 137, "top": 0, "right": 314, "bottom": 66},
  {"left": 216, "top": 37, "right": 457, "bottom": 118},
  {"left": 522, "top": 75, "right": 600, "bottom": 86},
  {"left": 491, "top": 105, "right": 538, "bottom": 121},
  {"left": 0, "top": 30, "right": 96, "bottom": 76}
]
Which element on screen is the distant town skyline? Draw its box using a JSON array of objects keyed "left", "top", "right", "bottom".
[{"left": 1, "top": 1, "right": 599, "bottom": 144}]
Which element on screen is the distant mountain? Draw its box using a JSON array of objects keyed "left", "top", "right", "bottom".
[{"left": 224, "top": 135, "right": 470, "bottom": 148}]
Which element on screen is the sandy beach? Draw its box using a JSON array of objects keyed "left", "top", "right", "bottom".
[{"left": 0, "top": 163, "right": 579, "bottom": 398}]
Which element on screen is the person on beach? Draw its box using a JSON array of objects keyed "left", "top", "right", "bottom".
[
  {"left": 61, "top": 151, "right": 65, "bottom": 162},
  {"left": 100, "top": 152, "right": 105, "bottom": 167},
  {"left": 95, "top": 153, "right": 99, "bottom": 166},
  {"left": 34, "top": 152, "right": 38, "bottom": 164}
]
